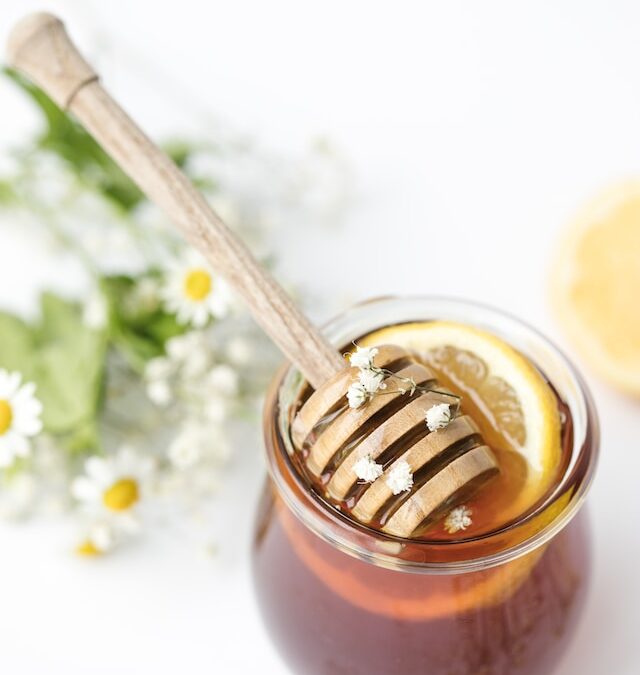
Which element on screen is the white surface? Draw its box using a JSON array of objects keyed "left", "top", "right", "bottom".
[{"left": 0, "top": 1, "right": 638, "bottom": 673}]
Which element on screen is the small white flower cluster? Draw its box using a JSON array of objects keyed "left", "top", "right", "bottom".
[
  {"left": 346, "top": 346, "right": 387, "bottom": 409},
  {"left": 353, "top": 454, "right": 383, "bottom": 482},
  {"left": 353, "top": 454, "right": 414, "bottom": 496},
  {"left": 386, "top": 460, "right": 414, "bottom": 495},
  {"left": 0, "top": 101, "right": 351, "bottom": 557},
  {"left": 444, "top": 505, "right": 473, "bottom": 534},
  {"left": 425, "top": 402, "right": 452, "bottom": 432}
]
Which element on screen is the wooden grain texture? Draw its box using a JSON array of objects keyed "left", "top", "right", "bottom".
[
  {"left": 291, "top": 345, "right": 409, "bottom": 449},
  {"left": 382, "top": 445, "right": 499, "bottom": 538},
  {"left": 351, "top": 415, "right": 479, "bottom": 522},
  {"left": 306, "top": 363, "right": 435, "bottom": 476},
  {"left": 6, "top": 12, "right": 343, "bottom": 389},
  {"left": 327, "top": 390, "right": 456, "bottom": 501}
]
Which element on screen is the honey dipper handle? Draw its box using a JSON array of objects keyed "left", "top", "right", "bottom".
[{"left": 6, "top": 13, "right": 344, "bottom": 388}]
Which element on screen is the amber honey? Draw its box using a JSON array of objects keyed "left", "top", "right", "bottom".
[{"left": 252, "top": 298, "right": 598, "bottom": 675}]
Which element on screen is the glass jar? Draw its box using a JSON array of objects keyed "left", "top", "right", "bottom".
[{"left": 252, "top": 297, "right": 599, "bottom": 675}]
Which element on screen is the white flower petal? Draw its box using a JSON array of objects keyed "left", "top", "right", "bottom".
[
  {"left": 426, "top": 403, "right": 452, "bottom": 432},
  {"left": 385, "top": 460, "right": 414, "bottom": 495},
  {"left": 349, "top": 346, "right": 379, "bottom": 370},
  {"left": 146, "top": 380, "right": 172, "bottom": 407},
  {"left": 353, "top": 454, "right": 384, "bottom": 483},
  {"left": 444, "top": 505, "right": 473, "bottom": 534},
  {"left": 358, "top": 368, "right": 385, "bottom": 394},
  {"left": 0, "top": 370, "right": 22, "bottom": 398},
  {"left": 72, "top": 476, "right": 101, "bottom": 502},
  {"left": 84, "top": 457, "right": 112, "bottom": 485},
  {"left": 347, "top": 382, "right": 368, "bottom": 409},
  {"left": 145, "top": 357, "right": 174, "bottom": 381}
]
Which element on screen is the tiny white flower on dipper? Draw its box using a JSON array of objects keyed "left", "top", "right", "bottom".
[
  {"left": 386, "top": 460, "right": 414, "bottom": 495},
  {"left": 444, "top": 505, "right": 473, "bottom": 534},
  {"left": 426, "top": 403, "right": 452, "bottom": 432},
  {"left": 347, "top": 382, "right": 369, "bottom": 409},
  {"left": 358, "top": 367, "right": 386, "bottom": 394},
  {"left": 349, "top": 345, "right": 379, "bottom": 370},
  {"left": 353, "top": 454, "right": 384, "bottom": 483}
]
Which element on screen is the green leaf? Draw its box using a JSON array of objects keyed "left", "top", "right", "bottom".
[
  {"left": 101, "top": 275, "right": 185, "bottom": 372},
  {"left": 4, "top": 68, "right": 145, "bottom": 213},
  {"left": 0, "top": 295, "right": 107, "bottom": 452},
  {"left": 0, "top": 180, "right": 17, "bottom": 205},
  {"left": 0, "top": 312, "right": 35, "bottom": 375},
  {"left": 33, "top": 294, "right": 107, "bottom": 437}
]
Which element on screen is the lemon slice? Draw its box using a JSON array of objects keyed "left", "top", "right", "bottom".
[
  {"left": 551, "top": 180, "right": 640, "bottom": 395},
  {"left": 359, "top": 321, "right": 562, "bottom": 522}
]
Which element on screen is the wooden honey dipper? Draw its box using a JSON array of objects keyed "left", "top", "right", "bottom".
[{"left": 6, "top": 13, "right": 499, "bottom": 539}]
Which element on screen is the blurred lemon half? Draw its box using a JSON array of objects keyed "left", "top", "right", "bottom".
[{"left": 551, "top": 180, "right": 640, "bottom": 395}]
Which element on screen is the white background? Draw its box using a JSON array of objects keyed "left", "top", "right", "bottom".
[{"left": 0, "top": 2, "right": 639, "bottom": 673}]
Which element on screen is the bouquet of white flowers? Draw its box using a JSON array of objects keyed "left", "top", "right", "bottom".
[{"left": 0, "top": 70, "right": 350, "bottom": 556}]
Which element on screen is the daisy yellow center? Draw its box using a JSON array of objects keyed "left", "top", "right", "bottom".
[
  {"left": 0, "top": 400, "right": 13, "bottom": 435},
  {"left": 103, "top": 478, "right": 139, "bottom": 511},
  {"left": 76, "top": 540, "right": 102, "bottom": 557},
  {"left": 183, "top": 268, "right": 212, "bottom": 301}
]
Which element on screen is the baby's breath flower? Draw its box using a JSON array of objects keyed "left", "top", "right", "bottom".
[
  {"left": 358, "top": 367, "right": 386, "bottom": 394},
  {"left": 386, "top": 460, "right": 414, "bottom": 495},
  {"left": 207, "top": 365, "right": 239, "bottom": 397},
  {"left": 144, "top": 357, "right": 174, "bottom": 407},
  {"left": 166, "top": 331, "right": 212, "bottom": 377},
  {"left": 204, "top": 396, "right": 230, "bottom": 423},
  {"left": 147, "top": 380, "right": 172, "bottom": 407},
  {"left": 226, "top": 337, "right": 253, "bottom": 365},
  {"left": 0, "top": 370, "right": 43, "bottom": 468},
  {"left": 349, "top": 345, "right": 378, "bottom": 370},
  {"left": 426, "top": 403, "right": 452, "bottom": 432},
  {"left": 353, "top": 454, "right": 384, "bottom": 483},
  {"left": 444, "top": 505, "right": 473, "bottom": 534},
  {"left": 168, "top": 425, "right": 203, "bottom": 469},
  {"left": 347, "top": 382, "right": 369, "bottom": 409}
]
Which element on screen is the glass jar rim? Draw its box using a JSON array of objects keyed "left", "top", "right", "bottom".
[{"left": 262, "top": 296, "right": 599, "bottom": 574}]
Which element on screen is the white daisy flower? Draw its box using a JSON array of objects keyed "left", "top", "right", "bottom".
[
  {"left": 353, "top": 454, "right": 383, "bottom": 483},
  {"left": 386, "top": 460, "right": 414, "bottom": 495},
  {"left": 0, "top": 370, "right": 43, "bottom": 468},
  {"left": 162, "top": 250, "right": 233, "bottom": 328},
  {"left": 77, "top": 521, "right": 116, "bottom": 557},
  {"left": 76, "top": 515, "right": 141, "bottom": 557},
  {"left": 347, "top": 382, "right": 369, "bottom": 409},
  {"left": 426, "top": 403, "right": 452, "bottom": 432},
  {"left": 444, "top": 505, "right": 473, "bottom": 534},
  {"left": 72, "top": 446, "right": 153, "bottom": 515},
  {"left": 358, "top": 367, "right": 386, "bottom": 394},
  {"left": 349, "top": 345, "right": 379, "bottom": 370}
]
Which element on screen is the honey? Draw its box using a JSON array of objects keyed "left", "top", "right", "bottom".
[
  {"left": 291, "top": 320, "right": 569, "bottom": 542},
  {"left": 253, "top": 299, "right": 598, "bottom": 675}
]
